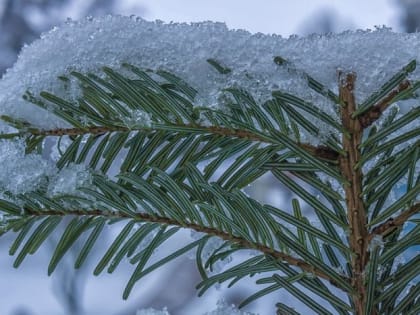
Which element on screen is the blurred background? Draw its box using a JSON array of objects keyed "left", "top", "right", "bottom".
[{"left": 0, "top": 0, "right": 418, "bottom": 314}]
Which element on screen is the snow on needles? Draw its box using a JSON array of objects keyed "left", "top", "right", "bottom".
[{"left": 1, "top": 15, "right": 420, "bottom": 130}]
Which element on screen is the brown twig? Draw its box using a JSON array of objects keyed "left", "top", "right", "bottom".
[
  {"left": 358, "top": 80, "right": 411, "bottom": 128},
  {"left": 298, "top": 143, "right": 340, "bottom": 161},
  {"left": 369, "top": 202, "right": 420, "bottom": 241},
  {"left": 24, "top": 207, "right": 351, "bottom": 291},
  {"left": 30, "top": 125, "right": 129, "bottom": 136}
]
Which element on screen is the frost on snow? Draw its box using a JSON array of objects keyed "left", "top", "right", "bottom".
[{"left": 1, "top": 15, "right": 420, "bottom": 131}]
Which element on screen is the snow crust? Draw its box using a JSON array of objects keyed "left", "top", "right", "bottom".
[{"left": 1, "top": 15, "right": 420, "bottom": 129}]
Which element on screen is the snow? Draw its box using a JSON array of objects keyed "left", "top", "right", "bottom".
[
  {"left": 1, "top": 15, "right": 420, "bottom": 132},
  {"left": 122, "top": 109, "right": 152, "bottom": 129},
  {"left": 0, "top": 138, "right": 91, "bottom": 197},
  {"left": 136, "top": 308, "right": 170, "bottom": 315},
  {"left": 46, "top": 163, "right": 92, "bottom": 197},
  {"left": 203, "top": 300, "right": 256, "bottom": 315},
  {"left": 368, "top": 235, "right": 384, "bottom": 251},
  {"left": 0, "top": 14, "right": 417, "bottom": 242},
  {"left": 135, "top": 300, "right": 256, "bottom": 315},
  {"left": 0, "top": 139, "right": 56, "bottom": 195}
]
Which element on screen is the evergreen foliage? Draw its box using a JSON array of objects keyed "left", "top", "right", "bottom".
[{"left": 0, "top": 56, "right": 419, "bottom": 314}]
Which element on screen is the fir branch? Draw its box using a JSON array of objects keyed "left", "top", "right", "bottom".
[
  {"left": 369, "top": 202, "right": 420, "bottom": 239},
  {"left": 206, "top": 126, "right": 339, "bottom": 161},
  {"left": 23, "top": 207, "right": 351, "bottom": 291}
]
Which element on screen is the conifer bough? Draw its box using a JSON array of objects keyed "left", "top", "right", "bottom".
[{"left": 0, "top": 17, "right": 419, "bottom": 314}]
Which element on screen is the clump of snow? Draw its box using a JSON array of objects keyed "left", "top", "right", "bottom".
[
  {"left": 47, "top": 163, "right": 92, "bottom": 197},
  {"left": 203, "top": 300, "right": 256, "bottom": 315},
  {"left": 135, "top": 300, "right": 256, "bottom": 315},
  {"left": 136, "top": 308, "right": 170, "bottom": 315},
  {"left": 1, "top": 15, "right": 420, "bottom": 131},
  {"left": 0, "top": 211, "right": 4, "bottom": 229},
  {"left": 368, "top": 235, "right": 384, "bottom": 251},
  {"left": 0, "top": 139, "right": 56, "bottom": 194},
  {"left": 122, "top": 109, "right": 152, "bottom": 129},
  {"left": 0, "top": 139, "right": 93, "bottom": 197}
]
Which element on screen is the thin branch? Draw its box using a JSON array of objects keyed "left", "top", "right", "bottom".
[
  {"left": 369, "top": 202, "right": 420, "bottom": 240},
  {"left": 24, "top": 207, "right": 351, "bottom": 291},
  {"left": 358, "top": 80, "right": 411, "bottom": 128},
  {"left": 207, "top": 126, "right": 339, "bottom": 161},
  {"left": 30, "top": 125, "right": 129, "bottom": 136},
  {"left": 3, "top": 123, "right": 339, "bottom": 162}
]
